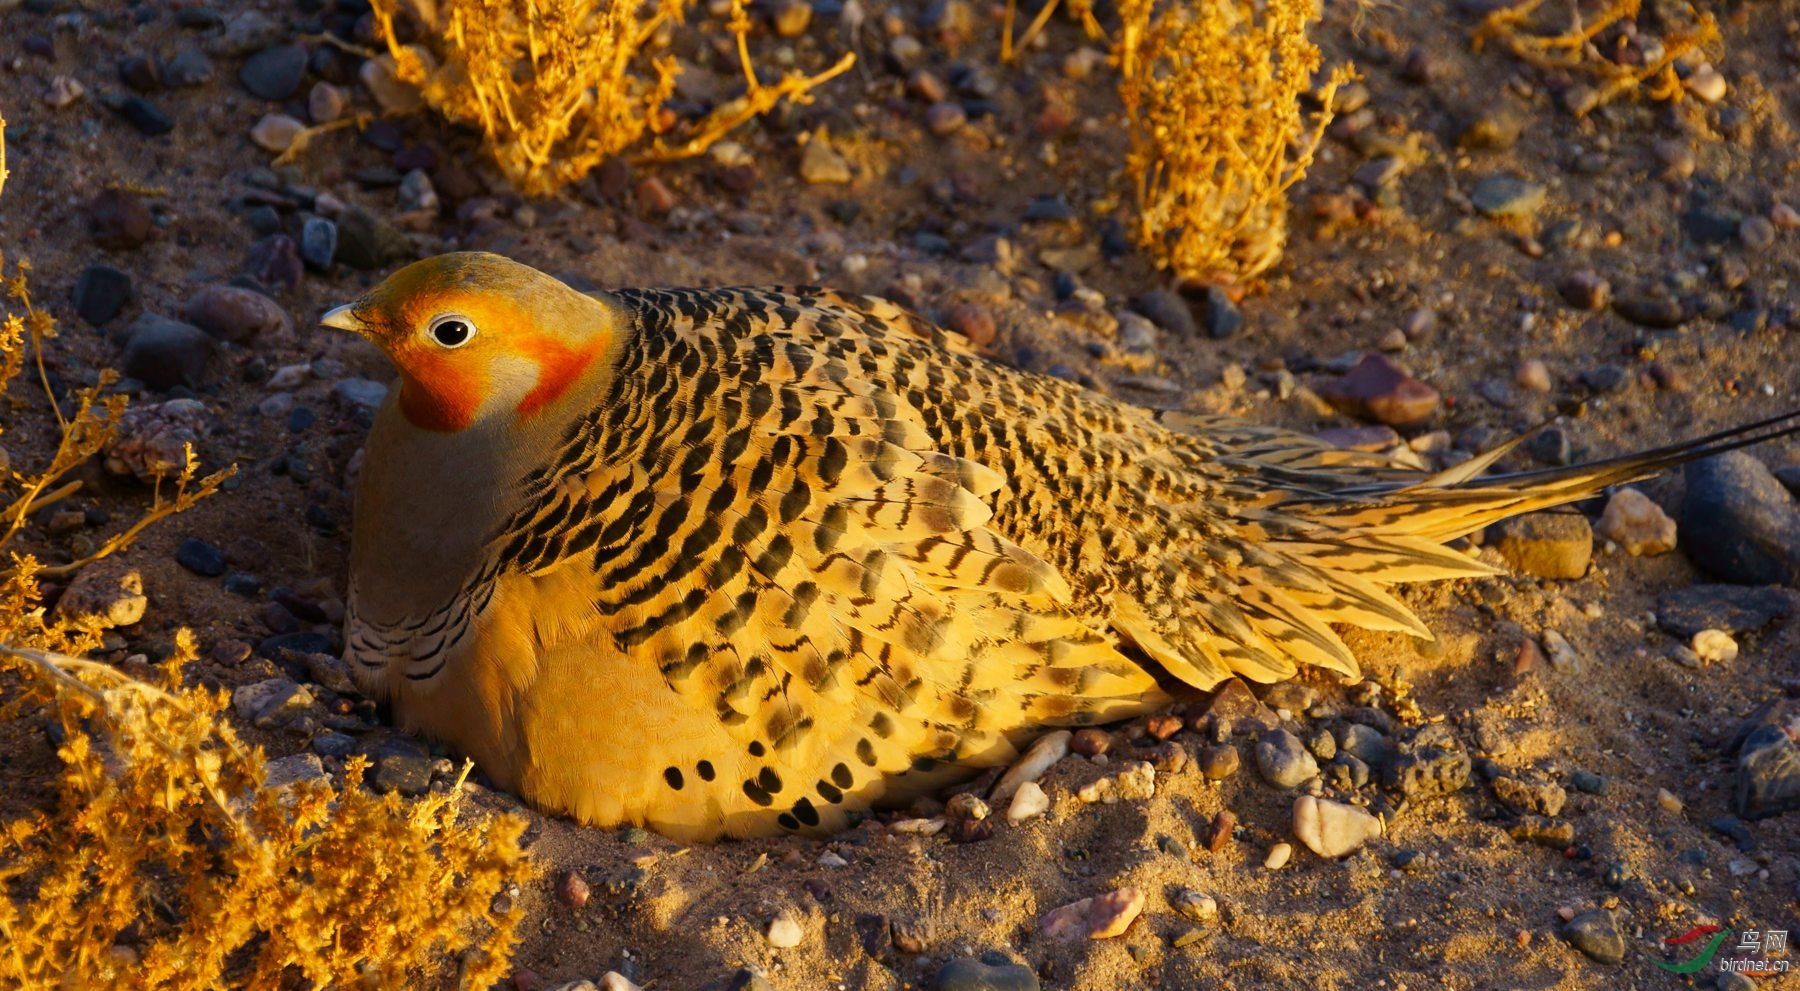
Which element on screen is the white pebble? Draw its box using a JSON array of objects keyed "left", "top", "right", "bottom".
[
  {"left": 1691, "top": 629, "right": 1739, "bottom": 664},
  {"left": 1686, "top": 65, "right": 1727, "bottom": 104},
  {"left": 816, "top": 850, "right": 848, "bottom": 868},
  {"left": 1007, "top": 780, "right": 1050, "bottom": 821},
  {"left": 250, "top": 114, "right": 306, "bottom": 153},
  {"left": 1292, "top": 795, "right": 1384, "bottom": 859},
  {"left": 766, "top": 908, "right": 805, "bottom": 948},
  {"left": 991, "top": 729, "right": 1071, "bottom": 802},
  {"left": 598, "top": 972, "right": 645, "bottom": 991},
  {"left": 45, "top": 75, "right": 85, "bottom": 108},
  {"left": 1264, "top": 842, "right": 1293, "bottom": 870}
]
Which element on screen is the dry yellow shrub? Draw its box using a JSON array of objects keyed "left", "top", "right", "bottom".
[
  {"left": 0, "top": 190, "right": 531, "bottom": 987},
  {"left": 371, "top": 0, "right": 854, "bottom": 195},
  {"left": 1116, "top": 0, "right": 1349, "bottom": 286},
  {"left": 1472, "top": 0, "right": 1721, "bottom": 115},
  {"left": 0, "top": 641, "right": 530, "bottom": 990}
]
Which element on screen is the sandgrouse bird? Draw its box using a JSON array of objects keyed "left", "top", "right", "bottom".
[{"left": 324, "top": 252, "right": 1797, "bottom": 840}]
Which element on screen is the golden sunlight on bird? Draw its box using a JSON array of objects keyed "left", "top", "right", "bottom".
[{"left": 325, "top": 251, "right": 1800, "bottom": 841}]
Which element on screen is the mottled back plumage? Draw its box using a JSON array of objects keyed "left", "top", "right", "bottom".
[{"left": 333, "top": 253, "right": 1800, "bottom": 840}]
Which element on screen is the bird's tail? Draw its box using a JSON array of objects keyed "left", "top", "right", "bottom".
[
  {"left": 1128, "top": 407, "right": 1800, "bottom": 690},
  {"left": 1290, "top": 406, "right": 1800, "bottom": 543}
]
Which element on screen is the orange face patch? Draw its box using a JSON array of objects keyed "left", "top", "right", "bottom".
[
  {"left": 397, "top": 349, "right": 485, "bottom": 432},
  {"left": 515, "top": 335, "right": 603, "bottom": 421}
]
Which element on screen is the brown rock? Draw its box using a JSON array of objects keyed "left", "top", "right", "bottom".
[
  {"left": 1070, "top": 727, "right": 1111, "bottom": 757},
  {"left": 89, "top": 189, "right": 153, "bottom": 250},
  {"left": 944, "top": 304, "right": 996, "bottom": 347},
  {"left": 183, "top": 284, "right": 293, "bottom": 343},
  {"left": 1596, "top": 488, "right": 1676, "bottom": 556},
  {"left": 1040, "top": 887, "right": 1145, "bottom": 941},
  {"left": 1319, "top": 354, "right": 1440, "bottom": 428},
  {"left": 1556, "top": 270, "right": 1610, "bottom": 311},
  {"left": 1490, "top": 511, "right": 1592, "bottom": 579},
  {"left": 1203, "top": 678, "right": 1278, "bottom": 734},
  {"left": 556, "top": 870, "right": 591, "bottom": 909}
]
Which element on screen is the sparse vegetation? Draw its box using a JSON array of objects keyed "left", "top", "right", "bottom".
[
  {"left": 0, "top": 197, "right": 531, "bottom": 986},
  {"left": 1472, "top": 0, "right": 1722, "bottom": 115},
  {"left": 369, "top": 0, "right": 854, "bottom": 195},
  {"left": 1115, "top": 0, "right": 1350, "bottom": 287}
]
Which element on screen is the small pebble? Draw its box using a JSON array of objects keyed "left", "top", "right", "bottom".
[
  {"left": 1319, "top": 354, "right": 1440, "bottom": 428},
  {"left": 1039, "top": 887, "right": 1144, "bottom": 941},
  {"left": 1596, "top": 488, "right": 1676, "bottom": 556},
  {"left": 1540, "top": 629, "right": 1583, "bottom": 673},
  {"left": 1514, "top": 359, "right": 1552, "bottom": 393},
  {"left": 1254, "top": 729, "right": 1319, "bottom": 789},
  {"left": 241, "top": 44, "right": 308, "bottom": 101},
  {"left": 1685, "top": 65, "right": 1727, "bottom": 104},
  {"left": 1471, "top": 175, "right": 1546, "bottom": 218},
  {"left": 250, "top": 113, "right": 306, "bottom": 153},
  {"left": 1292, "top": 795, "right": 1382, "bottom": 858},
  {"left": 766, "top": 908, "right": 805, "bottom": 949},
  {"left": 1561, "top": 908, "right": 1625, "bottom": 965},
  {"left": 925, "top": 102, "right": 967, "bottom": 136},
  {"left": 175, "top": 537, "right": 227, "bottom": 577},
  {"left": 1263, "top": 843, "right": 1293, "bottom": 870},
  {"left": 1656, "top": 788, "right": 1684, "bottom": 813},
  {"left": 309, "top": 81, "right": 345, "bottom": 123},
  {"left": 799, "top": 137, "right": 853, "bottom": 185},
  {"left": 1006, "top": 781, "right": 1049, "bottom": 821},
  {"left": 1691, "top": 629, "right": 1738, "bottom": 664}
]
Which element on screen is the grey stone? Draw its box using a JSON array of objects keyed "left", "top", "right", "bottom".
[
  {"left": 335, "top": 208, "right": 411, "bottom": 269},
  {"left": 300, "top": 216, "right": 337, "bottom": 270},
  {"left": 209, "top": 11, "right": 284, "bottom": 57},
  {"left": 367, "top": 740, "right": 435, "bottom": 796},
  {"left": 161, "top": 47, "right": 214, "bottom": 88},
  {"left": 1471, "top": 175, "right": 1546, "bottom": 218},
  {"left": 933, "top": 953, "right": 1040, "bottom": 991},
  {"left": 333, "top": 377, "right": 389, "bottom": 410},
  {"left": 264, "top": 753, "right": 328, "bottom": 789},
  {"left": 1560, "top": 909, "right": 1624, "bottom": 965},
  {"left": 1735, "top": 724, "right": 1800, "bottom": 820},
  {"left": 240, "top": 44, "right": 307, "bottom": 100},
  {"left": 1655, "top": 584, "right": 1793, "bottom": 639},
  {"left": 73, "top": 264, "right": 133, "bottom": 325},
  {"left": 1254, "top": 729, "right": 1319, "bottom": 789},
  {"left": 122, "top": 314, "right": 213, "bottom": 390},
  {"left": 1681, "top": 452, "right": 1800, "bottom": 586},
  {"left": 1129, "top": 289, "right": 1197, "bottom": 337}
]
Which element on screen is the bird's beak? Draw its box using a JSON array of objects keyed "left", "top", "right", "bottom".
[{"left": 320, "top": 303, "right": 370, "bottom": 335}]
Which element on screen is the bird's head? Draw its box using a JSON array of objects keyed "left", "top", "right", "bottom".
[{"left": 320, "top": 252, "right": 624, "bottom": 432}]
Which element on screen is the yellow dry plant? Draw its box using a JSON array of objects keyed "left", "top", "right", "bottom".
[
  {"left": 0, "top": 164, "right": 531, "bottom": 987},
  {"left": 1116, "top": 0, "right": 1349, "bottom": 287},
  {"left": 370, "top": 0, "right": 854, "bottom": 196},
  {"left": 1472, "top": 0, "right": 1722, "bottom": 115}
]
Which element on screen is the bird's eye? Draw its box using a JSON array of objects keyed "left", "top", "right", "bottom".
[{"left": 428, "top": 315, "right": 475, "bottom": 348}]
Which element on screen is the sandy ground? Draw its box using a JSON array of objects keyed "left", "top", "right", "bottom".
[{"left": 0, "top": 0, "right": 1797, "bottom": 987}]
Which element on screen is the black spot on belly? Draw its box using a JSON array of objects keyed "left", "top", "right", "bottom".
[
  {"left": 748, "top": 740, "right": 767, "bottom": 757},
  {"left": 743, "top": 780, "right": 774, "bottom": 806},
  {"left": 696, "top": 759, "right": 716, "bottom": 781},
  {"left": 791, "top": 797, "right": 820, "bottom": 827},
  {"left": 757, "top": 766, "right": 783, "bottom": 794},
  {"left": 831, "top": 762, "right": 854, "bottom": 788},
  {"left": 663, "top": 766, "right": 684, "bottom": 790},
  {"left": 777, "top": 812, "right": 801, "bottom": 831},
  {"left": 816, "top": 780, "right": 844, "bottom": 804},
  {"left": 855, "top": 738, "right": 877, "bottom": 766}
]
